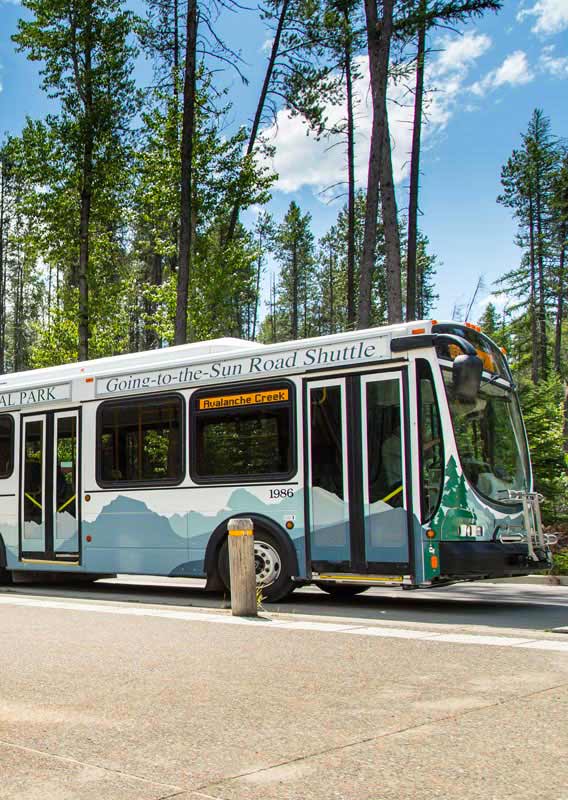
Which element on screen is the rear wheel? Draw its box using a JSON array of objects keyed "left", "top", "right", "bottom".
[
  {"left": 315, "top": 582, "right": 368, "bottom": 598},
  {"left": 218, "top": 528, "right": 295, "bottom": 603},
  {"left": 0, "top": 567, "right": 12, "bottom": 585}
]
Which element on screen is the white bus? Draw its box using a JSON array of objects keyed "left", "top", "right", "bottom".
[{"left": 0, "top": 320, "right": 552, "bottom": 601}]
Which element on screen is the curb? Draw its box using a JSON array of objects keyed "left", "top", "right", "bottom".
[{"left": 483, "top": 574, "right": 568, "bottom": 586}]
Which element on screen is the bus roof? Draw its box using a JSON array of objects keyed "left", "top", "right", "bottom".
[{"left": 0, "top": 320, "right": 498, "bottom": 404}]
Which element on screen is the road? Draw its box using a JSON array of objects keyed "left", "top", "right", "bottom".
[
  {"left": 1, "top": 577, "right": 568, "bottom": 800},
  {"left": 8, "top": 574, "right": 568, "bottom": 631}
]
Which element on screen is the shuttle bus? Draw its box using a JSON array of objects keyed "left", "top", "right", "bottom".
[{"left": 0, "top": 320, "right": 553, "bottom": 601}]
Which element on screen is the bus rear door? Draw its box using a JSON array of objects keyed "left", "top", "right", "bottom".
[{"left": 20, "top": 410, "right": 81, "bottom": 566}]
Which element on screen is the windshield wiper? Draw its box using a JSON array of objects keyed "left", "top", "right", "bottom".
[{"left": 483, "top": 372, "right": 517, "bottom": 389}]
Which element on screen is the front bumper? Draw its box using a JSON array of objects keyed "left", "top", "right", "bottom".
[{"left": 439, "top": 540, "right": 550, "bottom": 579}]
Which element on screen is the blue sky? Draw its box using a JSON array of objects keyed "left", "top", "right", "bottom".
[{"left": 0, "top": 0, "right": 567, "bottom": 322}]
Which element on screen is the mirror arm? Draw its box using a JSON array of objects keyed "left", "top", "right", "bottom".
[{"left": 390, "top": 333, "right": 476, "bottom": 356}]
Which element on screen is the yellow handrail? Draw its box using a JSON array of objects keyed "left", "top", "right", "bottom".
[
  {"left": 57, "top": 494, "right": 76, "bottom": 513},
  {"left": 380, "top": 485, "right": 403, "bottom": 504},
  {"left": 24, "top": 492, "right": 42, "bottom": 510}
]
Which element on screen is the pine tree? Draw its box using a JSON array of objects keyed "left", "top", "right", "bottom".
[
  {"left": 264, "top": 202, "right": 316, "bottom": 342},
  {"left": 497, "top": 110, "right": 561, "bottom": 383},
  {"left": 13, "top": 0, "right": 138, "bottom": 362}
]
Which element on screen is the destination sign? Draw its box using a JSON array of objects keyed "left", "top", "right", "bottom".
[
  {"left": 96, "top": 338, "right": 383, "bottom": 398},
  {"left": 199, "top": 389, "right": 289, "bottom": 410},
  {"left": 0, "top": 382, "right": 71, "bottom": 410}
]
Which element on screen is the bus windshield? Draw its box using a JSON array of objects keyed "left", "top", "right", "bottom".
[{"left": 442, "top": 371, "right": 530, "bottom": 503}]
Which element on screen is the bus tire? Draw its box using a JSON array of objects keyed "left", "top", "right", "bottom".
[
  {"left": 314, "top": 582, "right": 368, "bottom": 598},
  {"left": 0, "top": 536, "right": 11, "bottom": 585},
  {"left": 217, "top": 527, "right": 295, "bottom": 603}
]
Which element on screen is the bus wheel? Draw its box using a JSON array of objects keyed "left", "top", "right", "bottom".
[
  {"left": 314, "top": 582, "right": 368, "bottom": 598},
  {"left": 217, "top": 529, "right": 295, "bottom": 603},
  {"left": 0, "top": 567, "right": 12, "bottom": 585}
]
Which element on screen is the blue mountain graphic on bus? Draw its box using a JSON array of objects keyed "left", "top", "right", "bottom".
[{"left": 82, "top": 489, "right": 306, "bottom": 577}]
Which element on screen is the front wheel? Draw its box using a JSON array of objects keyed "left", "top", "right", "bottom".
[
  {"left": 218, "top": 529, "right": 295, "bottom": 603},
  {"left": 315, "top": 582, "right": 368, "bottom": 599}
]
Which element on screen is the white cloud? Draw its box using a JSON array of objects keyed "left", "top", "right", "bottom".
[
  {"left": 517, "top": 0, "right": 568, "bottom": 35},
  {"left": 261, "top": 38, "right": 274, "bottom": 54},
  {"left": 470, "top": 51, "right": 534, "bottom": 96},
  {"left": 476, "top": 292, "right": 509, "bottom": 315},
  {"left": 431, "top": 32, "right": 492, "bottom": 77},
  {"left": 260, "top": 33, "right": 491, "bottom": 197},
  {"left": 539, "top": 44, "right": 568, "bottom": 76}
]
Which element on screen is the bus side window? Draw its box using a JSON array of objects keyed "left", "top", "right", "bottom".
[
  {"left": 192, "top": 383, "right": 294, "bottom": 482},
  {"left": 97, "top": 395, "right": 184, "bottom": 486},
  {"left": 417, "top": 360, "right": 443, "bottom": 522},
  {"left": 0, "top": 415, "right": 14, "bottom": 478}
]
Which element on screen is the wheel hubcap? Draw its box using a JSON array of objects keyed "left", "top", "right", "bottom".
[{"left": 254, "top": 540, "right": 281, "bottom": 586}]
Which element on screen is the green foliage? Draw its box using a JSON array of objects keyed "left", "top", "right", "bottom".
[
  {"left": 551, "top": 549, "right": 568, "bottom": 575},
  {"left": 519, "top": 375, "right": 568, "bottom": 522},
  {"left": 261, "top": 201, "right": 316, "bottom": 342}
]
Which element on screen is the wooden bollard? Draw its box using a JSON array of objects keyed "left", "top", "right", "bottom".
[{"left": 227, "top": 518, "right": 257, "bottom": 617}]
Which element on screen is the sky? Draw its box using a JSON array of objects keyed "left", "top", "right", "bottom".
[{"left": 0, "top": 0, "right": 567, "bottom": 323}]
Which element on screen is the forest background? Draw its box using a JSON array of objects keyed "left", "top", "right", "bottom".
[{"left": 0, "top": 0, "right": 567, "bottom": 529}]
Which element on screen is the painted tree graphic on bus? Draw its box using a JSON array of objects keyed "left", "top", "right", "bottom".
[
  {"left": 444, "top": 456, "right": 469, "bottom": 511},
  {"left": 433, "top": 456, "right": 476, "bottom": 536}
]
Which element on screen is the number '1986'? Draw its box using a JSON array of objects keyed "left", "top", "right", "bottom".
[{"left": 269, "top": 488, "right": 294, "bottom": 499}]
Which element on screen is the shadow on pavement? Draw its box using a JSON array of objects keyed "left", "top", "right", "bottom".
[{"left": 2, "top": 575, "right": 568, "bottom": 632}]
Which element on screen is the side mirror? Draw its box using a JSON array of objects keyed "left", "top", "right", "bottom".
[{"left": 453, "top": 353, "right": 483, "bottom": 401}]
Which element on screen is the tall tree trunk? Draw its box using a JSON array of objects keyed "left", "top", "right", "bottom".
[
  {"left": 0, "top": 162, "right": 6, "bottom": 374},
  {"left": 173, "top": 0, "right": 179, "bottom": 93},
  {"left": 329, "top": 244, "right": 335, "bottom": 333},
  {"left": 13, "top": 239, "right": 24, "bottom": 371},
  {"left": 554, "top": 221, "right": 566, "bottom": 373},
  {"left": 224, "top": 0, "right": 290, "bottom": 246},
  {"left": 358, "top": 113, "right": 381, "bottom": 329},
  {"left": 358, "top": 0, "right": 394, "bottom": 329},
  {"left": 380, "top": 118, "right": 403, "bottom": 323},
  {"left": 535, "top": 175, "right": 547, "bottom": 379},
  {"left": 251, "top": 231, "right": 262, "bottom": 341},
  {"left": 77, "top": 21, "right": 94, "bottom": 363},
  {"left": 175, "top": 0, "right": 198, "bottom": 345},
  {"left": 344, "top": 15, "right": 356, "bottom": 329},
  {"left": 271, "top": 273, "right": 277, "bottom": 342},
  {"left": 528, "top": 196, "right": 539, "bottom": 384},
  {"left": 291, "top": 239, "right": 298, "bottom": 339},
  {"left": 144, "top": 251, "right": 162, "bottom": 350},
  {"left": 406, "top": 3, "right": 426, "bottom": 322},
  {"left": 78, "top": 136, "right": 93, "bottom": 362}
]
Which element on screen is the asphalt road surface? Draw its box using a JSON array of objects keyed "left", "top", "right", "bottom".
[{"left": 1, "top": 577, "right": 568, "bottom": 800}]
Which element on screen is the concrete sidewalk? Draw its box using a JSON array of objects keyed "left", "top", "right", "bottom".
[{"left": 1, "top": 594, "right": 567, "bottom": 800}]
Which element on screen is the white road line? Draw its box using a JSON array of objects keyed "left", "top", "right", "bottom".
[{"left": 1, "top": 594, "right": 567, "bottom": 653}]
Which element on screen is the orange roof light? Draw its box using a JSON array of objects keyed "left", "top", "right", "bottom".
[
  {"left": 430, "top": 319, "right": 438, "bottom": 325},
  {"left": 412, "top": 327, "right": 426, "bottom": 334},
  {"left": 465, "top": 322, "right": 482, "bottom": 332},
  {"left": 85, "top": 377, "right": 94, "bottom": 383}
]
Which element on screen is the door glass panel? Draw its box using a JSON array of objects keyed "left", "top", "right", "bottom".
[
  {"left": 309, "top": 384, "right": 350, "bottom": 562},
  {"left": 23, "top": 420, "right": 45, "bottom": 551},
  {"left": 54, "top": 415, "right": 79, "bottom": 552},
  {"left": 418, "top": 363, "right": 443, "bottom": 522},
  {"left": 364, "top": 378, "right": 408, "bottom": 564}
]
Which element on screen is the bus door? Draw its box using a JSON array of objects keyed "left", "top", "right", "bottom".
[
  {"left": 306, "top": 371, "right": 410, "bottom": 575},
  {"left": 20, "top": 410, "right": 80, "bottom": 565}
]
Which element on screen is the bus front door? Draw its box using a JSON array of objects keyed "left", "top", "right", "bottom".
[
  {"left": 20, "top": 411, "right": 80, "bottom": 566},
  {"left": 307, "top": 372, "right": 410, "bottom": 576}
]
